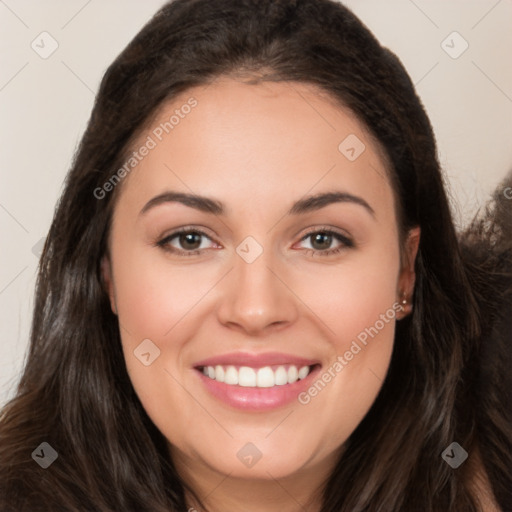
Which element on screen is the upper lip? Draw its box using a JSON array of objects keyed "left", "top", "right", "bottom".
[{"left": 194, "top": 351, "right": 321, "bottom": 369}]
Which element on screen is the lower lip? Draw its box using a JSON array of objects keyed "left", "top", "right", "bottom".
[{"left": 195, "top": 365, "right": 321, "bottom": 411}]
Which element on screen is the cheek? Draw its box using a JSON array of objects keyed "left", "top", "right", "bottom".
[
  {"left": 294, "top": 243, "right": 400, "bottom": 451},
  {"left": 303, "top": 238, "right": 400, "bottom": 348},
  {"left": 110, "top": 245, "right": 217, "bottom": 442},
  {"left": 112, "top": 241, "right": 214, "bottom": 340},
  {"left": 108, "top": 239, "right": 212, "bottom": 401}
]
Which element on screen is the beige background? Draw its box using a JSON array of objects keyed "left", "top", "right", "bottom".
[{"left": 1, "top": 0, "right": 512, "bottom": 406}]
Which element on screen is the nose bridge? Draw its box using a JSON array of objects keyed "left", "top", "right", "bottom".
[{"left": 216, "top": 234, "right": 297, "bottom": 333}]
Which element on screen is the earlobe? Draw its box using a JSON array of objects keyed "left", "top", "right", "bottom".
[{"left": 100, "top": 254, "right": 117, "bottom": 315}]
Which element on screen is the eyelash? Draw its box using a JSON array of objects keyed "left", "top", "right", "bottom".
[{"left": 155, "top": 226, "right": 354, "bottom": 258}]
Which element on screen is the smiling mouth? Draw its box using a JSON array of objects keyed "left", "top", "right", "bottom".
[{"left": 196, "top": 364, "right": 320, "bottom": 388}]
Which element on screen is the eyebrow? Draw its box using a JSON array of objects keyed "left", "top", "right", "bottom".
[{"left": 139, "top": 190, "right": 375, "bottom": 218}]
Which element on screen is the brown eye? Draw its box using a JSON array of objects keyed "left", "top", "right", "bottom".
[
  {"left": 310, "top": 232, "right": 334, "bottom": 251},
  {"left": 157, "top": 228, "right": 216, "bottom": 256},
  {"left": 177, "top": 232, "right": 203, "bottom": 250}
]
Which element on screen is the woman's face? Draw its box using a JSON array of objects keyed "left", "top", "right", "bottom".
[{"left": 102, "top": 78, "right": 419, "bottom": 485}]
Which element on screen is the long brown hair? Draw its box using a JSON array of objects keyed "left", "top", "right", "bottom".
[{"left": 1, "top": 1, "right": 510, "bottom": 510}]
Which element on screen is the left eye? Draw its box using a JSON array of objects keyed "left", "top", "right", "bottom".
[{"left": 297, "top": 230, "right": 353, "bottom": 253}]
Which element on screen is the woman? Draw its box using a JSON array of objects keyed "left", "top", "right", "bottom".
[{"left": 0, "top": 0, "right": 510, "bottom": 510}]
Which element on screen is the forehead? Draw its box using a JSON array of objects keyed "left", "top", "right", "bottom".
[{"left": 115, "top": 78, "right": 394, "bottom": 222}]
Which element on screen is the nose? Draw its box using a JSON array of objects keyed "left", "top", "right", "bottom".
[{"left": 216, "top": 244, "right": 299, "bottom": 336}]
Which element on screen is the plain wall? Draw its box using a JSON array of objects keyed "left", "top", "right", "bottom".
[{"left": 1, "top": 0, "right": 512, "bottom": 406}]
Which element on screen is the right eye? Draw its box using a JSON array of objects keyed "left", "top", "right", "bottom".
[{"left": 156, "top": 228, "right": 218, "bottom": 256}]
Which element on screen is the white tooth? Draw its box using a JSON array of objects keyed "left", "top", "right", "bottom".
[
  {"left": 287, "top": 365, "right": 299, "bottom": 383},
  {"left": 215, "top": 365, "right": 225, "bottom": 383},
  {"left": 239, "top": 366, "right": 256, "bottom": 387},
  {"left": 224, "top": 365, "right": 239, "bottom": 385},
  {"left": 208, "top": 364, "right": 312, "bottom": 387},
  {"left": 298, "top": 365, "right": 310, "bottom": 380},
  {"left": 256, "top": 366, "right": 275, "bottom": 387},
  {"left": 274, "top": 366, "right": 288, "bottom": 385}
]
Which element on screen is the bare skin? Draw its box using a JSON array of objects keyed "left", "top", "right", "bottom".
[{"left": 102, "top": 78, "right": 421, "bottom": 512}]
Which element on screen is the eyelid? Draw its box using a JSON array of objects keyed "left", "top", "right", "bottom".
[{"left": 297, "top": 225, "right": 353, "bottom": 244}]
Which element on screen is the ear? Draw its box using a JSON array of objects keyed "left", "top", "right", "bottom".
[
  {"left": 396, "top": 226, "right": 420, "bottom": 319},
  {"left": 100, "top": 254, "right": 118, "bottom": 315}
]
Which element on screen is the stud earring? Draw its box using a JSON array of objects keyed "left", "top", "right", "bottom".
[
  {"left": 398, "top": 293, "right": 413, "bottom": 320},
  {"left": 397, "top": 294, "right": 408, "bottom": 319}
]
